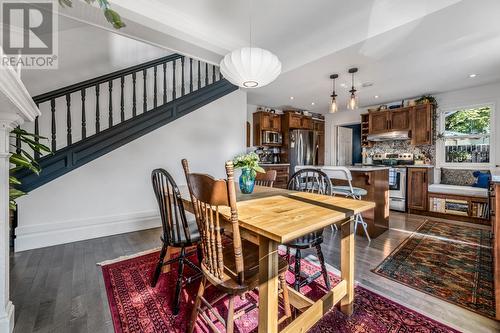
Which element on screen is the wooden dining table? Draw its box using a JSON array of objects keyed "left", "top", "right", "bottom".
[{"left": 179, "top": 185, "right": 375, "bottom": 333}]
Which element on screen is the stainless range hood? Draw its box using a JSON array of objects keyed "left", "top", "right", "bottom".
[{"left": 367, "top": 130, "right": 410, "bottom": 142}]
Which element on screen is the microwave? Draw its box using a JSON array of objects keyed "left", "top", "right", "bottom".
[{"left": 262, "top": 131, "right": 282, "bottom": 145}]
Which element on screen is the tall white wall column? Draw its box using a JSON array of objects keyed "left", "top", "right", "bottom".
[{"left": 0, "top": 62, "right": 40, "bottom": 332}]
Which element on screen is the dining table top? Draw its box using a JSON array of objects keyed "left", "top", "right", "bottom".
[{"left": 179, "top": 184, "right": 375, "bottom": 244}]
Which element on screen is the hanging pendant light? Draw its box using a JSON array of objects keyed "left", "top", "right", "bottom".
[
  {"left": 219, "top": 1, "right": 281, "bottom": 89},
  {"left": 347, "top": 67, "right": 358, "bottom": 110},
  {"left": 329, "top": 74, "right": 338, "bottom": 113}
]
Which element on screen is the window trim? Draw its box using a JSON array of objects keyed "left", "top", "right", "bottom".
[{"left": 436, "top": 102, "right": 496, "bottom": 169}]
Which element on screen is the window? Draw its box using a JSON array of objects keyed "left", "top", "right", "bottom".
[{"left": 440, "top": 105, "right": 492, "bottom": 164}]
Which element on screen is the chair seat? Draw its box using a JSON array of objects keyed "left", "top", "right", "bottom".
[
  {"left": 332, "top": 185, "right": 367, "bottom": 197},
  {"left": 202, "top": 238, "right": 288, "bottom": 294},
  {"left": 286, "top": 230, "right": 323, "bottom": 248},
  {"left": 166, "top": 218, "right": 201, "bottom": 246}
]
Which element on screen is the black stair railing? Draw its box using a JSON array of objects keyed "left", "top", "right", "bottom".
[{"left": 30, "top": 54, "right": 222, "bottom": 157}]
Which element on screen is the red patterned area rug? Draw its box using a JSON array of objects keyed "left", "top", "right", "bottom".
[
  {"left": 101, "top": 250, "right": 458, "bottom": 333},
  {"left": 373, "top": 219, "right": 495, "bottom": 319}
]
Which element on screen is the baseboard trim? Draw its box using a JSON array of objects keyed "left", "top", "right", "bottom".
[
  {"left": 0, "top": 301, "right": 14, "bottom": 333},
  {"left": 15, "top": 211, "right": 161, "bottom": 252}
]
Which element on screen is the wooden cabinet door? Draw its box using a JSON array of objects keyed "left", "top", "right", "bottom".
[
  {"left": 411, "top": 104, "right": 432, "bottom": 145},
  {"left": 288, "top": 114, "right": 302, "bottom": 128},
  {"left": 301, "top": 117, "right": 313, "bottom": 129},
  {"left": 271, "top": 114, "right": 281, "bottom": 131},
  {"left": 408, "top": 168, "right": 428, "bottom": 211},
  {"left": 369, "top": 111, "right": 389, "bottom": 134},
  {"left": 389, "top": 108, "right": 410, "bottom": 130},
  {"left": 261, "top": 112, "right": 271, "bottom": 130}
]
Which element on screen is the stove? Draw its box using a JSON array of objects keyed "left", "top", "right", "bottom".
[{"left": 373, "top": 153, "right": 414, "bottom": 212}]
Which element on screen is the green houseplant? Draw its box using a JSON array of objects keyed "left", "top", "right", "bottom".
[
  {"left": 232, "top": 152, "right": 265, "bottom": 194},
  {"left": 58, "top": 0, "right": 125, "bottom": 29},
  {"left": 9, "top": 128, "right": 51, "bottom": 210}
]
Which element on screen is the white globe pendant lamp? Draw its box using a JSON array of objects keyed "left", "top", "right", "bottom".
[
  {"left": 219, "top": 1, "right": 281, "bottom": 89},
  {"left": 220, "top": 47, "right": 281, "bottom": 88}
]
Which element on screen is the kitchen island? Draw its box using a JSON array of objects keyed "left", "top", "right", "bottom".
[{"left": 327, "top": 166, "right": 390, "bottom": 238}]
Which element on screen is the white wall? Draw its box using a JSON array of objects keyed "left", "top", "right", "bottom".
[
  {"left": 15, "top": 89, "right": 247, "bottom": 251},
  {"left": 326, "top": 81, "right": 500, "bottom": 168}
]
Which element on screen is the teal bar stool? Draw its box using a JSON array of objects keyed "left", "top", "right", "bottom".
[{"left": 321, "top": 167, "right": 371, "bottom": 241}]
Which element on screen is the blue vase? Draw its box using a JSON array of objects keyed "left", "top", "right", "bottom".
[{"left": 239, "top": 168, "right": 255, "bottom": 194}]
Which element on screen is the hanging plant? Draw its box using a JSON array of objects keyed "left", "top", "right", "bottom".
[
  {"left": 415, "top": 95, "right": 438, "bottom": 108},
  {"left": 58, "top": 0, "right": 126, "bottom": 29},
  {"left": 9, "top": 128, "right": 51, "bottom": 210}
]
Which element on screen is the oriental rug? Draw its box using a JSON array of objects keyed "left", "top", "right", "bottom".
[
  {"left": 373, "top": 219, "right": 495, "bottom": 319},
  {"left": 101, "top": 250, "right": 458, "bottom": 332}
]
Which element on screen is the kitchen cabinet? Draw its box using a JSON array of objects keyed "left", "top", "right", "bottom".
[
  {"left": 407, "top": 168, "right": 430, "bottom": 211},
  {"left": 283, "top": 112, "right": 313, "bottom": 129},
  {"left": 368, "top": 111, "right": 389, "bottom": 134},
  {"left": 390, "top": 107, "right": 411, "bottom": 131},
  {"left": 301, "top": 116, "right": 313, "bottom": 129},
  {"left": 313, "top": 120, "right": 325, "bottom": 165},
  {"left": 260, "top": 164, "right": 290, "bottom": 189},
  {"left": 253, "top": 111, "right": 282, "bottom": 146},
  {"left": 411, "top": 104, "right": 433, "bottom": 145}
]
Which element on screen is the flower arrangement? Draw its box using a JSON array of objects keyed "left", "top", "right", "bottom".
[{"left": 232, "top": 152, "right": 265, "bottom": 177}]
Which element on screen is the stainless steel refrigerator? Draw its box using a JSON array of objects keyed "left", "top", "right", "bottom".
[{"left": 289, "top": 129, "right": 319, "bottom": 174}]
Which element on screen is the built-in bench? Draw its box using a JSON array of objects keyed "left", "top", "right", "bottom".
[{"left": 425, "top": 168, "right": 492, "bottom": 225}]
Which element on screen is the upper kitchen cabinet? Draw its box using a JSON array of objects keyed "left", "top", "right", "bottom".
[
  {"left": 411, "top": 104, "right": 434, "bottom": 145},
  {"left": 283, "top": 112, "right": 313, "bottom": 129},
  {"left": 389, "top": 107, "right": 411, "bottom": 131},
  {"left": 253, "top": 111, "right": 282, "bottom": 146},
  {"left": 368, "top": 111, "right": 389, "bottom": 134}
]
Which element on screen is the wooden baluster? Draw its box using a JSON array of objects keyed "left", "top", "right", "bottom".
[
  {"left": 81, "top": 89, "right": 86, "bottom": 139},
  {"left": 66, "top": 94, "right": 72, "bottom": 145},
  {"left": 50, "top": 98, "right": 56, "bottom": 151},
  {"left": 34, "top": 110, "right": 40, "bottom": 159},
  {"left": 163, "top": 62, "right": 167, "bottom": 103},
  {"left": 153, "top": 66, "right": 158, "bottom": 108},
  {"left": 172, "top": 59, "right": 177, "bottom": 99},
  {"left": 212, "top": 64, "right": 216, "bottom": 83},
  {"left": 143, "top": 69, "right": 147, "bottom": 112},
  {"left": 189, "top": 58, "right": 193, "bottom": 93},
  {"left": 181, "top": 57, "right": 185, "bottom": 96},
  {"left": 197, "top": 61, "right": 201, "bottom": 89},
  {"left": 205, "top": 63, "right": 209, "bottom": 86},
  {"left": 132, "top": 73, "right": 137, "bottom": 117},
  {"left": 95, "top": 84, "right": 100, "bottom": 133},
  {"left": 120, "top": 76, "right": 125, "bottom": 122},
  {"left": 109, "top": 81, "right": 113, "bottom": 127}
]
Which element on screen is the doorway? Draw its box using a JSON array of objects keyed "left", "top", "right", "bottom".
[{"left": 337, "top": 123, "right": 362, "bottom": 166}]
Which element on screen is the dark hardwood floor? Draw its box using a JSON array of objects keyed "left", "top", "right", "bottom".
[{"left": 10, "top": 213, "right": 500, "bottom": 333}]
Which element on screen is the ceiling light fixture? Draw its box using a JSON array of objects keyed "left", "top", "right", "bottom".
[
  {"left": 347, "top": 67, "right": 358, "bottom": 110},
  {"left": 290, "top": 96, "right": 294, "bottom": 100},
  {"left": 219, "top": 1, "right": 281, "bottom": 88},
  {"left": 329, "top": 74, "right": 338, "bottom": 113},
  {"left": 311, "top": 102, "right": 315, "bottom": 106},
  {"left": 374, "top": 95, "right": 379, "bottom": 99},
  {"left": 469, "top": 74, "right": 477, "bottom": 78}
]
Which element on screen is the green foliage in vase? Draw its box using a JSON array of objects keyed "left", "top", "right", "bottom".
[
  {"left": 415, "top": 95, "right": 438, "bottom": 108},
  {"left": 232, "top": 152, "right": 265, "bottom": 178},
  {"left": 9, "top": 128, "right": 51, "bottom": 210},
  {"left": 58, "top": 0, "right": 126, "bottom": 29}
]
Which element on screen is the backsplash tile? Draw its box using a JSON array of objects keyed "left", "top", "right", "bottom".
[{"left": 365, "top": 141, "right": 435, "bottom": 164}]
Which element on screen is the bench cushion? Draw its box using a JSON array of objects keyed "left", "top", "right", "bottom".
[{"left": 428, "top": 184, "right": 488, "bottom": 198}]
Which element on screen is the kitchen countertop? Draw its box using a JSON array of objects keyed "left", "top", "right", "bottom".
[
  {"left": 405, "top": 164, "right": 434, "bottom": 168},
  {"left": 356, "top": 164, "right": 434, "bottom": 168},
  {"left": 323, "top": 165, "right": 390, "bottom": 172},
  {"left": 492, "top": 170, "right": 500, "bottom": 183},
  {"left": 259, "top": 163, "right": 290, "bottom": 166}
]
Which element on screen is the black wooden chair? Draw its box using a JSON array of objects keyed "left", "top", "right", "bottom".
[
  {"left": 286, "top": 168, "right": 332, "bottom": 291},
  {"left": 151, "top": 168, "right": 202, "bottom": 315}
]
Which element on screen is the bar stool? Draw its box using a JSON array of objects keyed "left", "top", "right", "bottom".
[{"left": 321, "top": 166, "right": 371, "bottom": 242}]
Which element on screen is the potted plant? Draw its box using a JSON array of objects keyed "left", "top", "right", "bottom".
[
  {"left": 232, "top": 152, "right": 265, "bottom": 194},
  {"left": 415, "top": 95, "right": 438, "bottom": 107}
]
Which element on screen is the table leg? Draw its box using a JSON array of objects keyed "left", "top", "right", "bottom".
[
  {"left": 258, "top": 236, "right": 279, "bottom": 333},
  {"left": 340, "top": 217, "right": 355, "bottom": 315}
]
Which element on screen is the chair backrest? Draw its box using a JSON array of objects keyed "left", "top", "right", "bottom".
[
  {"left": 151, "top": 168, "right": 194, "bottom": 246},
  {"left": 288, "top": 168, "right": 333, "bottom": 195},
  {"left": 255, "top": 169, "right": 277, "bottom": 187},
  {"left": 183, "top": 160, "right": 245, "bottom": 285}
]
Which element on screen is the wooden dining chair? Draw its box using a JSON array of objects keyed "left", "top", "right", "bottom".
[
  {"left": 286, "top": 168, "right": 333, "bottom": 291},
  {"left": 150, "top": 168, "right": 202, "bottom": 315},
  {"left": 183, "top": 160, "right": 291, "bottom": 333},
  {"left": 255, "top": 169, "right": 277, "bottom": 187}
]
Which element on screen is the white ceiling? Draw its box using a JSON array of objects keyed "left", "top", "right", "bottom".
[{"left": 60, "top": 0, "right": 500, "bottom": 112}]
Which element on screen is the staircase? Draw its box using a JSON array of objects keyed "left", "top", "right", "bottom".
[{"left": 15, "top": 54, "right": 237, "bottom": 192}]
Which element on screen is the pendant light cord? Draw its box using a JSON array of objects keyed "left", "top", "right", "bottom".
[{"left": 249, "top": 0, "right": 252, "bottom": 48}]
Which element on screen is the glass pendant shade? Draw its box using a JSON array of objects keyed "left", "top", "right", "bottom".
[
  {"left": 220, "top": 47, "right": 282, "bottom": 88},
  {"left": 329, "top": 97, "right": 338, "bottom": 113},
  {"left": 347, "top": 93, "right": 358, "bottom": 110}
]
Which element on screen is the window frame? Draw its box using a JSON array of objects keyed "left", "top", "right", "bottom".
[{"left": 436, "top": 102, "right": 496, "bottom": 169}]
